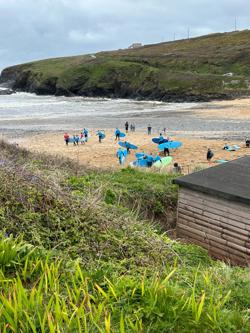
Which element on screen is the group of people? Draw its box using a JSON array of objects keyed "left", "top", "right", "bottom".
[
  {"left": 125, "top": 121, "right": 135, "bottom": 133},
  {"left": 64, "top": 128, "right": 89, "bottom": 146}
]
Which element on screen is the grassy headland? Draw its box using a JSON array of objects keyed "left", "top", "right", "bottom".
[
  {"left": 2, "top": 30, "right": 250, "bottom": 101},
  {"left": 0, "top": 141, "right": 249, "bottom": 332}
]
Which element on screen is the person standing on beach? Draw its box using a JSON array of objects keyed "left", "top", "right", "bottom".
[
  {"left": 80, "top": 133, "right": 85, "bottom": 144},
  {"left": 115, "top": 128, "right": 121, "bottom": 141},
  {"left": 116, "top": 148, "right": 125, "bottom": 165},
  {"left": 159, "top": 133, "right": 164, "bottom": 144},
  {"left": 125, "top": 121, "right": 129, "bottom": 133},
  {"left": 83, "top": 128, "right": 89, "bottom": 142},
  {"left": 163, "top": 147, "right": 170, "bottom": 156},
  {"left": 75, "top": 135, "right": 80, "bottom": 145},
  {"left": 147, "top": 124, "right": 152, "bottom": 135},
  {"left": 207, "top": 148, "right": 214, "bottom": 162},
  {"left": 97, "top": 131, "right": 104, "bottom": 143},
  {"left": 64, "top": 133, "right": 70, "bottom": 146}
]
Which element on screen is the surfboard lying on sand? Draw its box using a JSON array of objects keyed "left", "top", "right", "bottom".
[
  {"left": 130, "top": 159, "right": 149, "bottom": 168},
  {"left": 152, "top": 138, "right": 169, "bottom": 144},
  {"left": 118, "top": 141, "right": 138, "bottom": 150},
  {"left": 153, "top": 156, "right": 173, "bottom": 168},
  {"left": 216, "top": 159, "right": 228, "bottom": 163},
  {"left": 224, "top": 145, "right": 240, "bottom": 151},
  {"left": 158, "top": 141, "right": 182, "bottom": 150}
]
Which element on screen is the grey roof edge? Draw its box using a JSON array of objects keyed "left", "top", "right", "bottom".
[{"left": 173, "top": 178, "right": 250, "bottom": 205}]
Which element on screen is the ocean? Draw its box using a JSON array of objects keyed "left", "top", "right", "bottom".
[{"left": 0, "top": 91, "right": 250, "bottom": 139}]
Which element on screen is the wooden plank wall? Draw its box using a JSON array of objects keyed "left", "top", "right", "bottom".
[{"left": 177, "top": 188, "right": 250, "bottom": 266}]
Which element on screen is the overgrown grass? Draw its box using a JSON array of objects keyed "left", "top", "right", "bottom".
[{"left": 0, "top": 142, "right": 249, "bottom": 332}]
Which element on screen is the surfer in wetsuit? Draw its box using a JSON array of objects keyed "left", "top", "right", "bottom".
[
  {"left": 83, "top": 128, "right": 89, "bottom": 142},
  {"left": 115, "top": 128, "right": 121, "bottom": 141},
  {"left": 116, "top": 148, "right": 125, "bottom": 165},
  {"left": 245, "top": 138, "right": 250, "bottom": 147},
  {"left": 147, "top": 124, "right": 152, "bottom": 135},
  {"left": 124, "top": 141, "right": 131, "bottom": 154},
  {"left": 159, "top": 133, "right": 164, "bottom": 144},
  {"left": 207, "top": 148, "right": 214, "bottom": 162},
  {"left": 146, "top": 154, "right": 154, "bottom": 168},
  {"left": 75, "top": 135, "right": 80, "bottom": 145},
  {"left": 125, "top": 121, "right": 129, "bottom": 133},
  {"left": 163, "top": 147, "right": 170, "bottom": 156}
]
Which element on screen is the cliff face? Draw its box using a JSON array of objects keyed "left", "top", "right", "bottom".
[{"left": 2, "top": 30, "right": 250, "bottom": 102}]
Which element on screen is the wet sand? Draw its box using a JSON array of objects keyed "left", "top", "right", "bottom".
[
  {"left": 193, "top": 98, "right": 250, "bottom": 120},
  {"left": 18, "top": 130, "right": 250, "bottom": 174}
]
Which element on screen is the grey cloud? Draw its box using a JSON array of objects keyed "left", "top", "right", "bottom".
[{"left": 0, "top": 0, "right": 249, "bottom": 69}]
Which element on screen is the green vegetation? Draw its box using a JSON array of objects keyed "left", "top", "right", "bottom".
[
  {"left": 0, "top": 141, "right": 249, "bottom": 332},
  {"left": 2, "top": 30, "right": 250, "bottom": 100}
]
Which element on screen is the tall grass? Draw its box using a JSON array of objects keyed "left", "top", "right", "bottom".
[
  {"left": 0, "top": 142, "right": 249, "bottom": 332},
  {"left": 0, "top": 236, "right": 248, "bottom": 332}
]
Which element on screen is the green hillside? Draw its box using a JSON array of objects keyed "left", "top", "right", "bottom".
[
  {"left": 2, "top": 30, "right": 250, "bottom": 101},
  {"left": 0, "top": 141, "right": 249, "bottom": 332}
]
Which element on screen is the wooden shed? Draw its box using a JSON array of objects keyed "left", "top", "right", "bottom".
[{"left": 173, "top": 157, "right": 250, "bottom": 266}]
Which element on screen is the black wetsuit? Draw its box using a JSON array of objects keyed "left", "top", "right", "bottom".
[
  {"left": 164, "top": 148, "right": 170, "bottom": 156},
  {"left": 207, "top": 150, "right": 214, "bottom": 161}
]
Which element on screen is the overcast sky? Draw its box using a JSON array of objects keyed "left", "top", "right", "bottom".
[{"left": 0, "top": 0, "right": 249, "bottom": 69}]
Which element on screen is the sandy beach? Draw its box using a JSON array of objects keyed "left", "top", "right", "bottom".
[
  {"left": 18, "top": 130, "right": 250, "bottom": 174},
  {"left": 193, "top": 98, "right": 250, "bottom": 120},
  {"left": 2, "top": 93, "right": 250, "bottom": 173}
]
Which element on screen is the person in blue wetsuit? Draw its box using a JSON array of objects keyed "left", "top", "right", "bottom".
[
  {"left": 146, "top": 154, "right": 154, "bottom": 168},
  {"left": 116, "top": 148, "right": 125, "bottom": 165},
  {"left": 159, "top": 133, "right": 164, "bottom": 144},
  {"left": 115, "top": 128, "right": 121, "bottom": 141},
  {"left": 97, "top": 131, "right": 103, "bottom": 143},
  {"left": 124, "top": 141, "right": 131, "bottom": 154},
  {"left": 83, "top": 128, "right": 89, "bottom": 142},
  {"left": 75, "top": 134, "right": 80, "bottom": 145}
]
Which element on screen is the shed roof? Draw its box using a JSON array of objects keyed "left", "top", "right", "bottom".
[{"left": 173, "top": 156, "right": 250, "bottom": 205}]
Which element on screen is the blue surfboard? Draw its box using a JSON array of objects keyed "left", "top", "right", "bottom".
[
  {"left": 136, "top": 152, "right": 147, "bottom": 159},
  {"left": 118, "top": 141, "right": 138, "bottom": 150},
  {"left": 158, "top": 141, "right": 183, "bottom": 150},
  {"left": 152, "top": 138, "right": 169, "bottom": 144},
  {"left": 68, "top": 137, "right": 80, "bottom": 143},
  {"left": 131, "top": 159, "right": 148, "bottom": 168},
  {"left": 114, "top": 131, "right": 126, "bottom": 138},
  {"left": 97, "top": 132, "right": 106, "bottom": 139}
]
